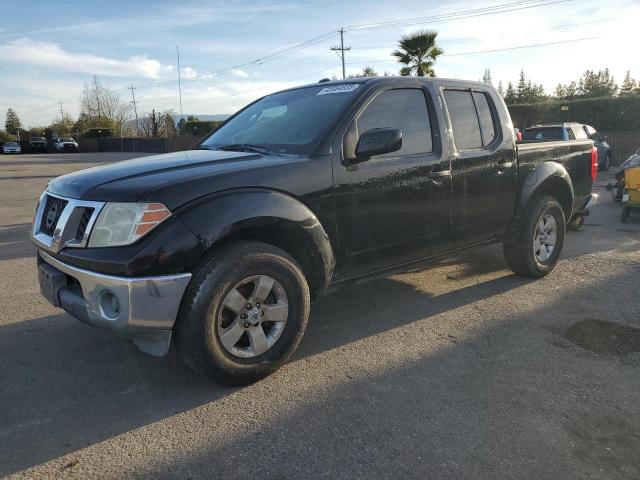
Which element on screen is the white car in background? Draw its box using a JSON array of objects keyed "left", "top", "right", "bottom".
[
  {"left": 2, "top": 142, "right": 21, "bottom": 154},
  {"left": 54, "top": 137, "right": 79, "bottom": 153}
]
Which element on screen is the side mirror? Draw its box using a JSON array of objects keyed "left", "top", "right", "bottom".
[{"left": 355, "top": 128, "right": 402, "bottom": 161}]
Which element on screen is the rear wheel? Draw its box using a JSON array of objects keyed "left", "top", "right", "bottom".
[
  {"left": 174, "top": 241, "right": 310, "bottom": 385},
  {"left": 503, "top": 195, "right": 566, "bottom": 278}
]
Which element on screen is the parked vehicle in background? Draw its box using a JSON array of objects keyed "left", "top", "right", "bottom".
[
  {"left": 54, "top": 137, "right": 78, "bottom": 153},
  {"left": 582, "top": 125, "right": 611, "bottom": 171},
  {"left": 32, "top": 77, "right": 598, "bottom": 385},
  {"left": 620, "top": 147, "right": 640, "bottom": 171},
  {"left": 29, "top": 137, "right": 48, "bottom": 153},
  {"left": 521, "top": 123, "right": 586, "bottom": 142},
  {"left": 3, "top": 142, "right": 21, "bottom": 154},
  {"left": 522, "top": 123, "right": 611, "bottom": 172}
]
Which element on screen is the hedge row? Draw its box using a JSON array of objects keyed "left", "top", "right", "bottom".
[{"left": 508, "top": 96, "right": 640, "bottom": 131}]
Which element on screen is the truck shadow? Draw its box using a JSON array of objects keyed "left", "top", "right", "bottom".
[
  {"left": 0, "top": 261, "right": 527, "bottom": 476},
  {"left": 118, "top": 267, "right": 640, "bottom": 480},
  {"left": 0, "top": 223, "right": 35, "bottom": 261}
]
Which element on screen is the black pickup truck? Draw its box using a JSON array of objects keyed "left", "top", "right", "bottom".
[{"left": 32, "top": 77, "right": 598, "bottom": 384}]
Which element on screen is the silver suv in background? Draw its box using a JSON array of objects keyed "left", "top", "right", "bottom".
[
  {"left": 583, "top": 125, "right": 611, "bottom": 171},
  {"left": 521, "top": 123, "right": 611, "bottom": 171}
]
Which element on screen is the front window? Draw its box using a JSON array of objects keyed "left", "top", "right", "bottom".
[
  {"left": 201, "top": 84, "right": 361, "bottom": 154},
  {"left": 60, "top": 138, "right": 75, "bottom": 142}
]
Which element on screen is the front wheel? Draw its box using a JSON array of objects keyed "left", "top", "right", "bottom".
[
  {"left": 503, "top": 195, "right": 566, "bottom": 278},
  {"left": 174, "top": 241, "right": 310, "bottom": 385}
]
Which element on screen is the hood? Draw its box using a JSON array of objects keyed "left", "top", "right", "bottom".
[{"left": 47, "top": 149, "right": 305, "bottom": 209}]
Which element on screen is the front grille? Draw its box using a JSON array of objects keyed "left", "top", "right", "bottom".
[
  {"left": 39, "top": 195, "right": 68, "bottom": 237},
  {"left": 75, "top": 208, "right": 94, "bottom": 242}
]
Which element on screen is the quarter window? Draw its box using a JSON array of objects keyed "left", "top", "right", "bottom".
[
  {"left": 443, "top": 90, "right": 483, "bottom": 150},
  {"left": 357, "top": 89, "right": 432, "bottom": 156},
  {"left": 473, "top": 91, "right": 497, "bottom": 147}
]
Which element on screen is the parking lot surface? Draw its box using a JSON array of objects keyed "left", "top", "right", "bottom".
[{"left": 1, "top": 153, "right": 639, "bottom": 479}]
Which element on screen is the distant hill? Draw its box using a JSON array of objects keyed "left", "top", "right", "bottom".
[{"left": 173, "top": 114, "right": 231, "bottom": 123}]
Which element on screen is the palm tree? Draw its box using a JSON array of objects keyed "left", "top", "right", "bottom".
[{"left": 392, "top": 30, "right": 444, "bottom": 77}]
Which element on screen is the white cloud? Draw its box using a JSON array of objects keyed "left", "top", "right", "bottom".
[
  {"left": 230, "top": 68, "right": 249, "bottom": 78},
  {"left": 180, "top": 67, "right": 198, "bottom": 79},
  {"left": 0, "top": 38, "right": 170, "bottom": 78}
]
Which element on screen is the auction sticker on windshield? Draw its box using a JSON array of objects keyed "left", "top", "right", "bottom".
[{"left": 317, "top": 84, "right": 360, "bottom": 95}]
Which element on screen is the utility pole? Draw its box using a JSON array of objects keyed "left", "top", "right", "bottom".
[
  {"left": 176, "top": 45, "right": 184, "bottom": 123},
  {"left": 58, "top": 101, "right": 65, "bottom": 119},
  {"left": 128, "top": 84, "right": 139, "bottom": 137},
  {"left": 93, "top": 75, "right": 102, "bottom": 120},
  {"left": 330, "top": 28, "right": 351, "bottom": 79}
]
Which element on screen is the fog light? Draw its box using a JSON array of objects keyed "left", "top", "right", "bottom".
[{"left": 99, "top": 290, "right": 121, "bottom": 320}]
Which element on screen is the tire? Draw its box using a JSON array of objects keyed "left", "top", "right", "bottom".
[
  {"left": 503, "top": 195, "right": 566, "bottom": 278},
  {"left": 174, "top": 240, "right": 310, "bottom": 385},
  {"left": 567, "top": 213, "right": 585, "bottom": 231},
  {"left": 621, "top": 206, "right": 629, "bottom": 223}
]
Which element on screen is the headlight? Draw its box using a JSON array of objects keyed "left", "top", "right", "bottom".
[{"left": 88, "top": 202, "right": 171, "bottom": 247}]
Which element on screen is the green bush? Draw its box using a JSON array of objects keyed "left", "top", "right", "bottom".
[{"left": 509, "top": 96, "right": 640, "bottom": 131}]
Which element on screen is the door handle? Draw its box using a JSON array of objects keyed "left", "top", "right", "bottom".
[
  {"left": 428, "top": 169, "right": 451, "bottom": 178},
  {"left": 497, "top": 161, "right": 513, "bottom": 169}
]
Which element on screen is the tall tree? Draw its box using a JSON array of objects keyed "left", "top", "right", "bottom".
[
  {"left": 497, "top": 80, "right": 504, "bottom": 97},
  {"left": 392, "top": 30, "right": 444, "bottom": 77},
  {"left": 619, "top": 71, "right": 637, "bottom": 96},
  {"left": 516, "top": 70, "right": 527, "bottom": 103},
  {"left": 78, "top": 77, "right": 131, "bottom": 133},
  {"left": 578, "top": 69, "right": 617, "bottom": 98},
  {"left": 505, "top": 82, "right": 517, "bottom": 104},
  {"left": 348, "top": 66, "right": 379, "bottom": 78},
  {"left": 482, "top": 68, "right": 492, "bottom": 85},
  {"left": 5, "top": 108, "right": 22, "bottom": 135},
  {"left": 49, "top": 113, "right": 76, "bottom": 135}
]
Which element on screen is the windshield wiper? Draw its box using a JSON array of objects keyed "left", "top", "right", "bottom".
[
  {"left": 216, "top": 143, "right": 272, "bottom": 155},
  {"left": 194, "top": 144, "right": 212, "bottom": 150}
]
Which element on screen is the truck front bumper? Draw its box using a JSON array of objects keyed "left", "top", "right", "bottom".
[{"left": 37, "top": 251, "right": 191, "bottom": 356}]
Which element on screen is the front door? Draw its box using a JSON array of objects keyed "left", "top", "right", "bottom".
[{"left": 332, "top": 87, "right": 452, "bottom": 279}]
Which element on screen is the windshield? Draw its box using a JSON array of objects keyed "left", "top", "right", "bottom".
[
  {"left": 201, "top": 84, "right": 361, "bottom": 154},
  {"left": 60, "top": 138, "right": 75, "bottom": 142},
  {"left": 6, "top": 142, "right": 18, "bottom": 146},
  {"left": 522, "top": 127, "right": 565, "bottom": 141}
]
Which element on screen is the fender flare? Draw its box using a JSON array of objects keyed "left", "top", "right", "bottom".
[
  {"left": 177, "top": 189, "right": 335, "bottom": 298},
  {"left": 520, "top": 162, "right": 574, "bottom": 219}
]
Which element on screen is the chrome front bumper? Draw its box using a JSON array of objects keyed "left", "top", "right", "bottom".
[{"left": 37, "top": 251, "right": 191, "bottom": 356}]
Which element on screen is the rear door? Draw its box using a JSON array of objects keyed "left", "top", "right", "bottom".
[
  {"left": 443, "top": 88, "right": 517, "bottom": 247},
  {"left": 332, "top": 86, "right": 452, "bottom": 279}
]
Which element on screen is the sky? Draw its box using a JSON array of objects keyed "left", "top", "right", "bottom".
[{"left": 1, "top": 0, "right": 639, "bottom": 128}]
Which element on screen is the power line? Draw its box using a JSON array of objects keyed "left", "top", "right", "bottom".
[
  {"left": 345, "top": 35, "right": 604, "bottom": 66},
  {"left": 343, "top": 0, "right": 572, "bottom": 31}
]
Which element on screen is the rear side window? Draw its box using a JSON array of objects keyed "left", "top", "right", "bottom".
[
  {"left": 522, "top": 127, "right": 564, "bottom": 141},
  {"left": 572, "top": 127, "right": 587, "bottom": 140},
  {"left": 444, "top": 90, "right": 482, "bottom": 150},
  {"left": 357, "top": 88, "right": 432, "bottom": 155},
  {"left": 473, "top": 91, "right": 497, "bottom": 147}
]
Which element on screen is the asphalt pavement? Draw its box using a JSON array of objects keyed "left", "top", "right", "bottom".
[{"left": 1, "top": 153, "right": 639, "bottom": 479}]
